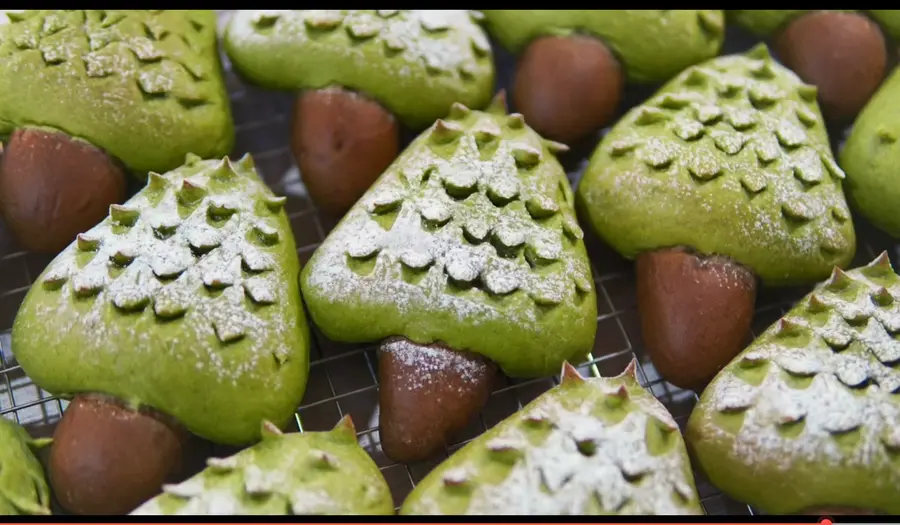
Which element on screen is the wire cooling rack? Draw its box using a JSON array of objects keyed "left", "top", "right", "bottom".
[{"left": 1, "top": 10, "right": 898, "bottom": 515}]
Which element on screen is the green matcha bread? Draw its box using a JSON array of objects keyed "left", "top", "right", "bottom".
[
  {"left": 0, "top": 418, "right": 50, "bottom": 516},
  {"left": 12, "top": 154, "right": 310, "bottom": 515},
  {"left": 576, "top": 44, "right": 856, "bottom": 393},
  {"left": 0, "top": 10, "right": 234, "bottom": 254},
  {"left": 728, "top": 10, "right": 896, "bottom": 122},
  {"left": 687, "top": 252, "right": 900, "bottom": 515},
  {"left": 839, "top": 66, "right": 900, "bottom": 238},
  {"left": 224, "top": 10, "right": 496, "bottom": 216},
  {"left": 300, "top": 94, "right": 597, "bottom": 463},
  {"left": 480, "top": 10, "right": 725, "bottom": 145},
  {"left": 132, "top": 416, "right": 393, "bottom": 515},
  {"left": 401, "top": 361, "right": 703, "bottom": 515}
]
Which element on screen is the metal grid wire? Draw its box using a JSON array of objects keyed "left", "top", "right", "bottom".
[{"left": 1, "top": 10, "right": 897, "bottom": 515}]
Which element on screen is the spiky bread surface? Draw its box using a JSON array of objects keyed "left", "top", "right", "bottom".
[
  {"left": 132, "top": 418, "right": 393, "bottom": 515},
  {"left": 0, "top": 418, "right": 50, "bottom": 516},
  {"left": 480, "top": 10, "right": 724, "bottom": 84},
  {"left": 687, "top": 253, "right": 900, "bottom": 514},
  {"left": 729, "top": 10, "right": 896, "bottom": 38},
  {"left": 223, "top": 10, "right": 494, "bottom": 130},
  {"left": 840, "top": 67, "right": 900, "bottom": 238},
  {"left": 400, "top": 362, "right": 702, "bottom": 515},
  {"left": 299, "top": 101, "right": 597, "bottom": 378},
  {"left": 0, "top": 10, "right": 233, "bottom": 174},
  {"left": 576, "top": 44, "right": 855, "bottom": 286},
  {"left": 12, "top": 155, "right": 309, "bottom": 446}
]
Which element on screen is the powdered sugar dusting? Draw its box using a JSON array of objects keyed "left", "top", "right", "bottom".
[
  {"left": 131, "top": 429, "right": 392, "bottom": 516},
  {"left": 382, "top": 338, "right": 489, "bottom": 392},
  {"left": 581, "top": 48, "right": 854, "bottom": 285},
  {"left": 26, "top": 157, "right": 298, "bottom": 387},
  {"left": 303, "top": 109, "right": 595, "bottom": 373},
  {"left": 405, "top": 375, "right": 701, "bottom": 515},
  {"left": 693, "top": 258, "right": 900, "bottom": 490}
]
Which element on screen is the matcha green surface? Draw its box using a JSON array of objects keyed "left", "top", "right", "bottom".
[
  {"left": 730, "top": 10, "right": 897, "bottom": 38},
  {"left": 0, "top": 418, "right": 50, "bottom": 516},
  {"left": 0, "top": 10, "right": 234, "bottom": 175},
  {"left": 223, "top": 10, "right": 495, "bottom": 130},
  {"left": 300, "top": 101, "right": 597, "bottom": 378},
  {"left": 576, "top": 45, "right": 856, "bottom": 286},
  {"left": 401, "top": 362, "right": 702, "bottom": 515},
  {"left": 481, "top": 10, "right": 725, "bottom": 84},
  {"left": 687, "top": 253, "right": 900, "bottom": 514},
  {"left": 12, "top": 155, "right": 310, "bottom": 446},
  {"left": 132, "top": 417, "right": 393, "bottom": 515},
  {"left": 869, "top": 10, "right": 900, "bottom": 41},
  {"left": 841, "top": 66, "right": 900, "bottom": 238}
]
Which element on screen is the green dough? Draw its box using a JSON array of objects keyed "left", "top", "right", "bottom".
[
  {"left": 12, "top": 154, "right": 310, "bottom": 446},
  {"left": 223, "top": 10, "right": 495, "bottom": 130},
  {"left": 687, "top": 253, "right": 900, "bottom": 514},
  {"left": 0, "top": 418, "right": 50, "bottom": 516},
  {"left": 0, "top": 10, "right": 234, "bottom": 175},
  {"left": 480, "top": 10, "right": 725, "bottom": 84},
  {"left": 869, "top": 10, "right": 900, "bottom": 40},
  {"left": 840, "top": 66, "right": 900, "bottom": 238},
  {"left": 730, "top": 10, "right": 896, "bottom": 39},
  {"left": 300, "top": 99, "right": 597, "bottom": 378},
  {"left": 576, "top": 44, "right": 856, "bottom": 286},
  {"left": 131, "top": 417, "right": 393, "bottom": 515},
  {"left": 401, "top": 362, "right": 703, "bottom": 515},
  {"left": 727, "top": 10, "right": 812, "bottom": 36}
]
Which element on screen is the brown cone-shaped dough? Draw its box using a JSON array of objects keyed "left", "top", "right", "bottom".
[
  {"left": 0, "top": 128, "right": 126, "bottom": 254},
  {"left": 513, "top": 35, "right": 623, "bottom": 145},
  {"left": 291, "top": 87, "right": 400, "bottom": 217},
  {"left": 49, "top": 394, "right": 187, "bottom": 515},
  {"left": 378, "top": 337, "right": 495, "bottom": 463},
  {"left": 636, "top": 248, "right": 757, "bottom": 392},
  {"left": 775, "top": 11, "right": 887, "bottom": 123}
]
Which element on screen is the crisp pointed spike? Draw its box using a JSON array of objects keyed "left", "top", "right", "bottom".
[
  {"left": 872, "top": 287, "right": 894, "bottom": 307},
  {"left": 862, "top": 251, "right": 894, "bottom": 278},
  {"left": 611, "top": 384, "right": 629, "bottom": 400},
  {"left": 109, "top": 204, "right": 139, "bottom": 226},
  {"left": 746, "top": 42, "right": 772, "bottom": 61},
  {"left": 184, "top": 152, "right": 202, "bottom": 166},
  {"left": 332, "top": 414, "right": 358, "bottom": 442},
  {"left": 264, "top": 195, "right": 287, "bottom": 213},
  {"left": 147, "top": 171, "right": 167, "bottom": 190},
  {"left": 619, "top": 358, "right": 639, "bottom": 381},
  {"left": 544, "top": 139, "right": 570, "bottom": 155},
  {"left": 507, "top": 113, "right": 525, "bottom": 129},
  {"left": 560, "top": 361, "right": 585, "bottom": 385},
  {"left": 775, "top": 318, "right": 805, "bottom": 338},
  {"left": 261, "top": 420, "right": 283, "bottom": 438},
  {"left": 486, "top": 90, "right": 508, "bottom": 115},
  {"left": 211, "top": 158, "right": 238, "bottom": 181},
  {"left": 448, "top": 102, "right": 471, "bottom": 120},
  {"left": 236, "top": 152, "right": 255, "bottom": 171},
  {"left": 76, "top": 233, "right": 100, "bottom": 252},
  {"left": 430, "top": 119, "right": 463, "bottom": 144},
  {"left": 807, "top": 294, "right": 829, "bottom": 313},
  {"left": 824, "top": 266, "right": 854, "bottom": 291},
  {"left": 178, "top": 179, "right": 207, "bottom": 205}
]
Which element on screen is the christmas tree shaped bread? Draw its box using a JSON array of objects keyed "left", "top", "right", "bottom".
[
  {"left": 728, "top": 10, "right": 899, "bottom": 122},
  {"left": 11, "top": 154, "right": 310, "bottom": 515},
  {"left": 0, "top": 10, "right": 234, "bottom": 254},
  {"left": 0, "top": 418, "right": 51, "bottom": 516},
  {"left": 400, "top": 361, "right": 702, "bottom": 515},
  {"left": 300, "top": 93, "right": 598, "bottom": 463},
  {"left": 132, "top": 416, "right": 393, "bottom": 515},
  {"left": 480, "top": 10, "right": 725, "bottom": 145},
  {"left": 687, "top": 253, "right": 900, "bottom": 515},
  {"left": 224, "top": 10, "right": 495, "bottom": 216},
  {"left": 839, "top": 66, "right": 900, "bottom": 238},
  {"left": 576, "top": 44, "right": 856, "bottom": 392}
]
